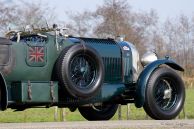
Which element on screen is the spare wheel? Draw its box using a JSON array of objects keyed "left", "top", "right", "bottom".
[{"left": 56, "top": 44, "right": 104, "bottom": 99}]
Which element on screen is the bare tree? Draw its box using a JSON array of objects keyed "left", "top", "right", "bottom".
[
  {"left": 161, "top": 14, "right": 194, "bottom": 79},
  {"left": 93, "top": 0, "right": 131, "bottom": 38},
  {"left": 91, "top": 0, "right": 159, "bottom": 55},
  {"left": 15, "top": 1, "right": 56, "bottom": 29},
  {"left": 0, "top": 1, "right": 18, "bottom": 34},
  {"left": 132, "top": 9, "right": 159, "bottom": 54},
  {"left": 178, "top": 15, "right": 193, "bottom": 76},
  {"left": 0, "top": 1, "right": 56, "bottom": 35},
  {"left": 66, "top": 11, "right": 93, "bottom": 37}
]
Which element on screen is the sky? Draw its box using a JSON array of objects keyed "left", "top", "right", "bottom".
[
  {"left": 40, "top": 0, "right": 194, "bottom": 22},
  {"left": 4, "top": 0, "right": 194, "bottom": 22},
  {"left": 130, "top": 0, "right": 194, "bottom": 21}
]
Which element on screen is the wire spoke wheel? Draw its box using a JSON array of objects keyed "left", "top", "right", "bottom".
[
  {"left": 70, "top": 54, "right": 97, "bottom": 89},
  {"left": 143, "top": 67, "right": 185, "bottom": 120},
  {"left": 154, "top": 78, "right": 177, "bottom": 111},
  {"left": 56, "top": 44, "right": 104, "bottom": 99}
]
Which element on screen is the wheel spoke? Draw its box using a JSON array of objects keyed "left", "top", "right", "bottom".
[
  {"left": 70, "top": 54, "right": 97, "bottom": 88},
  {"left": 154, "top": 78, "right": 177, "bottom": 111}
]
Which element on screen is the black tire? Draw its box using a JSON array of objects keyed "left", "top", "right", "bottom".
[
  {"left": 56, "top": 44, "right": 104, "bottom": 99},
  {"left": 0, "top": 75, "right": 7, "bottom": 111},
  {"left": 78, "top": 104, "right": 118, "bottom": 121},
  {"left": 143, "top": 67, "right": 185, "bottom": 120},
  {"left": 0, "top": 85, "right": 1, "bottom": 109}
]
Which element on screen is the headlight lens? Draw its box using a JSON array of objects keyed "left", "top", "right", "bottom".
[{"left": 141, "top": 51, "right": 158, "bottom": 67}]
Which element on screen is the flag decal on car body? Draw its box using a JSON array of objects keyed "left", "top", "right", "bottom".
[
  {"left": 26, "top": 46, "right": 46, "bottom": 67},
  {"left": 28, "top": 46, "right": 45, "bottom": 62}
]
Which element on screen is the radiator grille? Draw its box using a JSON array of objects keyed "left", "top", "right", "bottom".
[{"left": 102, "top": 57, "right": 122, "bottom": 83}]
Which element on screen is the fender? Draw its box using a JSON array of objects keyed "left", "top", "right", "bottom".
[
  {"left": 135, "top": 58, "right": 184, "bottom": 108},
  {"left": 0, "top": 72, "right": 8, "bottom": 111}
]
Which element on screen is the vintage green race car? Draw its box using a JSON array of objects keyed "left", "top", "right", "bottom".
[{"left": 0, "top": 26, "right": 185, "bottom": 120}]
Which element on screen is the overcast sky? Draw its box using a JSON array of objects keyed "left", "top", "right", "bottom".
[{"left": 5, "top": 0, "right": 194, "bottom": 22}]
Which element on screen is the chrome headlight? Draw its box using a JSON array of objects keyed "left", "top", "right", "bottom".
[{"left": 141, "top": 51, "right": 158, "bottom": 67}]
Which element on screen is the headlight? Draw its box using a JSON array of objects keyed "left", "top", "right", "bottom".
[{"left": 141, "top": 51, "right": 158, "bottom": 67}]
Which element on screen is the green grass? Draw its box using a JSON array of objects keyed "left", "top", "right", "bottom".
[{"left": 0, "top": 88, "right": 193, "bottom": 122}]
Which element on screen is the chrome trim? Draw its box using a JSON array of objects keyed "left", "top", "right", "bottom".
[{"left": 126, "top": 42, "right": 140, "bottom": 82}]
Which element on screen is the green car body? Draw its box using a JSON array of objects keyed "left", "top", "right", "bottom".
[{"left": 0, "top": 29, "right": 185, "bottom": 120}]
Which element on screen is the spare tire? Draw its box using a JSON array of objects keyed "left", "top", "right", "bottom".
[{"left": 56, "top": 44, "right": 104, "bottom": 99}]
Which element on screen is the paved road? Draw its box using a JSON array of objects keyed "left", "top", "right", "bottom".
[{"left": 0, "top": 120, "right": 194, "bottom": 129}]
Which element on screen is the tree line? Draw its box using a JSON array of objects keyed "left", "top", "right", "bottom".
[{"left": 1, "top": 0, "right": 194, "bottom": 86}]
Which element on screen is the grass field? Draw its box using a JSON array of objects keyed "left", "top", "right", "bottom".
[{"left": 0, "top": 88, "right": 193, "bottom": 123}]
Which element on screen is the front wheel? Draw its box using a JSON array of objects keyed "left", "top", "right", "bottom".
[
  {"left": 143, "top": 67, "right": 185, "bottom": 120},
  {"left": 78, "top": 104, "right": 118, "bottom": 121}
]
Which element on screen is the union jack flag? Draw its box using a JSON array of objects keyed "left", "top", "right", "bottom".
[{"left": 28, "top": 47, "right": 45, "bottom": 62}]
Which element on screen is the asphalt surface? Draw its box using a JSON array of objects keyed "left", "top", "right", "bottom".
[{"left": 0, "top": 120, "right": 194, "bottom": 129}]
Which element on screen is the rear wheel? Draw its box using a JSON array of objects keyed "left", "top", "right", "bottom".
[
  {"left": 0, "top": 86, "right": 1, "bottom": 109},
  {"left": 143, "top": 67, "right": 185, "bottom": 120},
  {"left": 78, "top": 104, "right": 118, "bottom": 121}
]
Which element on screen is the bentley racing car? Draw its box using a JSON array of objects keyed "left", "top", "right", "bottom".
[{"left": 0, "top": 25, "right": 185, "bottom": 120}]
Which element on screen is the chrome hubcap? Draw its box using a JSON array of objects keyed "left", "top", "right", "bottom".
[
  {"left": 163, "top": 89, "right": 172, "bottom": 99},
  {"left": 154, "top": 78, "right": 177, "bottom": 110}
]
